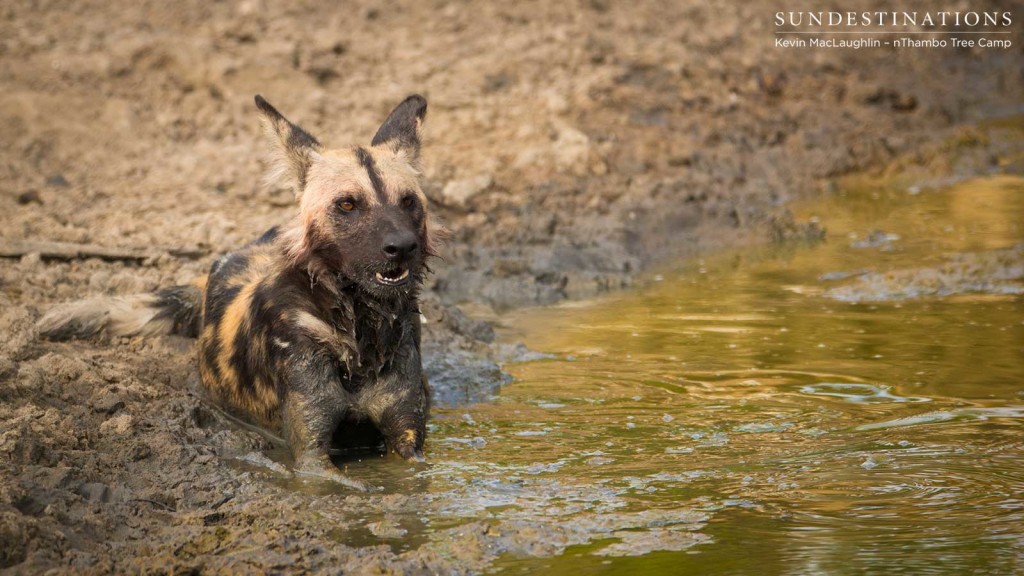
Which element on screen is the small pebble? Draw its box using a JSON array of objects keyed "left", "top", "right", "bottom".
[{"left": 17, "top": 190, "right": 42, "bottom": 205}]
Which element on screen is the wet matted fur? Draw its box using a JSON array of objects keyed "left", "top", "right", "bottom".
[{"left": 39, "top": 94, "right": 444, "bottom": 483}]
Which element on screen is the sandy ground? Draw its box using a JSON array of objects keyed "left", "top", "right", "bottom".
[{"left": 1, "top": 0, "right": 1022, "bottom": 572}]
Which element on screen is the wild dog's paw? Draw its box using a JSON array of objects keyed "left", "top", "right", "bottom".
[{"left": 388, "top": 429, "right": 426, "bottom": 463}]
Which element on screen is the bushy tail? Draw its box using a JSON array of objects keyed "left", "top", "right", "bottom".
[{"left": 38, "top": 281, "right": 205, "bottom": 341}]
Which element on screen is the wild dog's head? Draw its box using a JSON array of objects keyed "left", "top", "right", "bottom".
[{"left": 255, "top": 94, "right": 442, "bottom": 300}]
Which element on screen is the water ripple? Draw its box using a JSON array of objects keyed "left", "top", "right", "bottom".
[{"left": 799, "top": 382, "right": 931, "bottom": 404}]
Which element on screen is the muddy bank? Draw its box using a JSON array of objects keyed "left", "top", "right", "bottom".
[
  {"left": 1, "top": 0, "right": 1023, "bottom": 572},
  {"left": 825, "top": 243, "right": 1024, "bottom": 302}
]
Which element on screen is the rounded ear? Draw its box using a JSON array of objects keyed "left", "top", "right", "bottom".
[
  {"left": 371, "top": 95, "right": 427, "bottom": 161},
  {"left": 255, "top": 95, "right": 323, "bottom": 193}
]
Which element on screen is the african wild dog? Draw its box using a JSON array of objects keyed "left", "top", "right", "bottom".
[{"left": 38, "top": 95, "right": 442, "bottom": 482}]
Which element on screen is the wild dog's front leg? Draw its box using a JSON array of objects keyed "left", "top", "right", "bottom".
[
  {"left": 364, "top": 338, "right": 429, "bottom": 461},
  {"left": 377, "top": 392, "right": 427, "bottom": 461},
  {"left": 282, "top": 352, "right": 366, "bottom": 490}
]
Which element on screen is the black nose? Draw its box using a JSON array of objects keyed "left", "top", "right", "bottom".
[{"left": 382, "top": 231, "right": 419, "bottom": 260}]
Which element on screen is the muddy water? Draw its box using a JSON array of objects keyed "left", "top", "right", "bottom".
[
  {"left": 478, "top": 174, "right": 1024, "bottom": 574},
  {"left": 280, "top": 175, "right": 1023, "bottom": 573}
]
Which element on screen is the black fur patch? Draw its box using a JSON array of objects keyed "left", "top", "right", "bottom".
[
  {"left": 152, "top": 285, "right": 204, "bottom": 337},
  {"left": 370, "top": 94, "right": 427, "bottom": 153},
  {"left": 202, "top": 326, "right": 223, "bottom": 383},
  {"left": 204, "top": 282, "right": 242, "bottom": 330},
  {"left": 252, "top": 226, "right": 281, "bottom": 246},
  {"left": 355, "top": 147, "right": 387, "bottom": 200},
  {"left": 254, "top": 95, "right": 321, "bottom": 151}
]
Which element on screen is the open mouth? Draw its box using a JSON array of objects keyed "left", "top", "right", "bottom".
[{"left": 374, "top": 266, "right": 411, "bottom": 286}]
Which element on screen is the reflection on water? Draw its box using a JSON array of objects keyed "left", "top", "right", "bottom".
[
  {"left": 476, "top": 174, "right": 1024, "bottom": 573},
  {"left": 253, "top": 174, "right": 1022, "bottom": 573},
  {"left": 798, "top": 382, "right": 931, "bottom": 404}
]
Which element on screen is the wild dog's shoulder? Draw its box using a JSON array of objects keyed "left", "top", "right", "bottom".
[
  {"left": 230, "top": 263, "right": 354, "bottom": 360},
  {"left": 208, "top": 230, "right": 282, "bottom": 289}
]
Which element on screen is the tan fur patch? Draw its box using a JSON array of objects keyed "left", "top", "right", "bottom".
[
  {"left": 293, "top": 310, "right": 353, "bottom": 363},
  {"left": 215, "top": 282, "right": 253, "bottom": 391},
  {"left": 365, "top": 146, "right": 425, "bottom": 204},
  {"left": 401, "top": 429, "right": 417, "bottom": 444}
]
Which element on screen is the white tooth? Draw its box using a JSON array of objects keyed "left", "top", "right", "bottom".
[{"left": 374, "top": 268, "right": 409, "bottom": 285}]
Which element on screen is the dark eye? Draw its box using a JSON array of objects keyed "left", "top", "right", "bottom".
[
  {"left": 401, "top": 195, "right": 418, "bottom": 210},
  {"left": 337, "top": 198, "right": 357, "bottom": 213}
]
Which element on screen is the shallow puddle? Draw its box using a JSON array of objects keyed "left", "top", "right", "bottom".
[{"left": 270, "top": 174, "right": 1023, "bottom": 573}]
